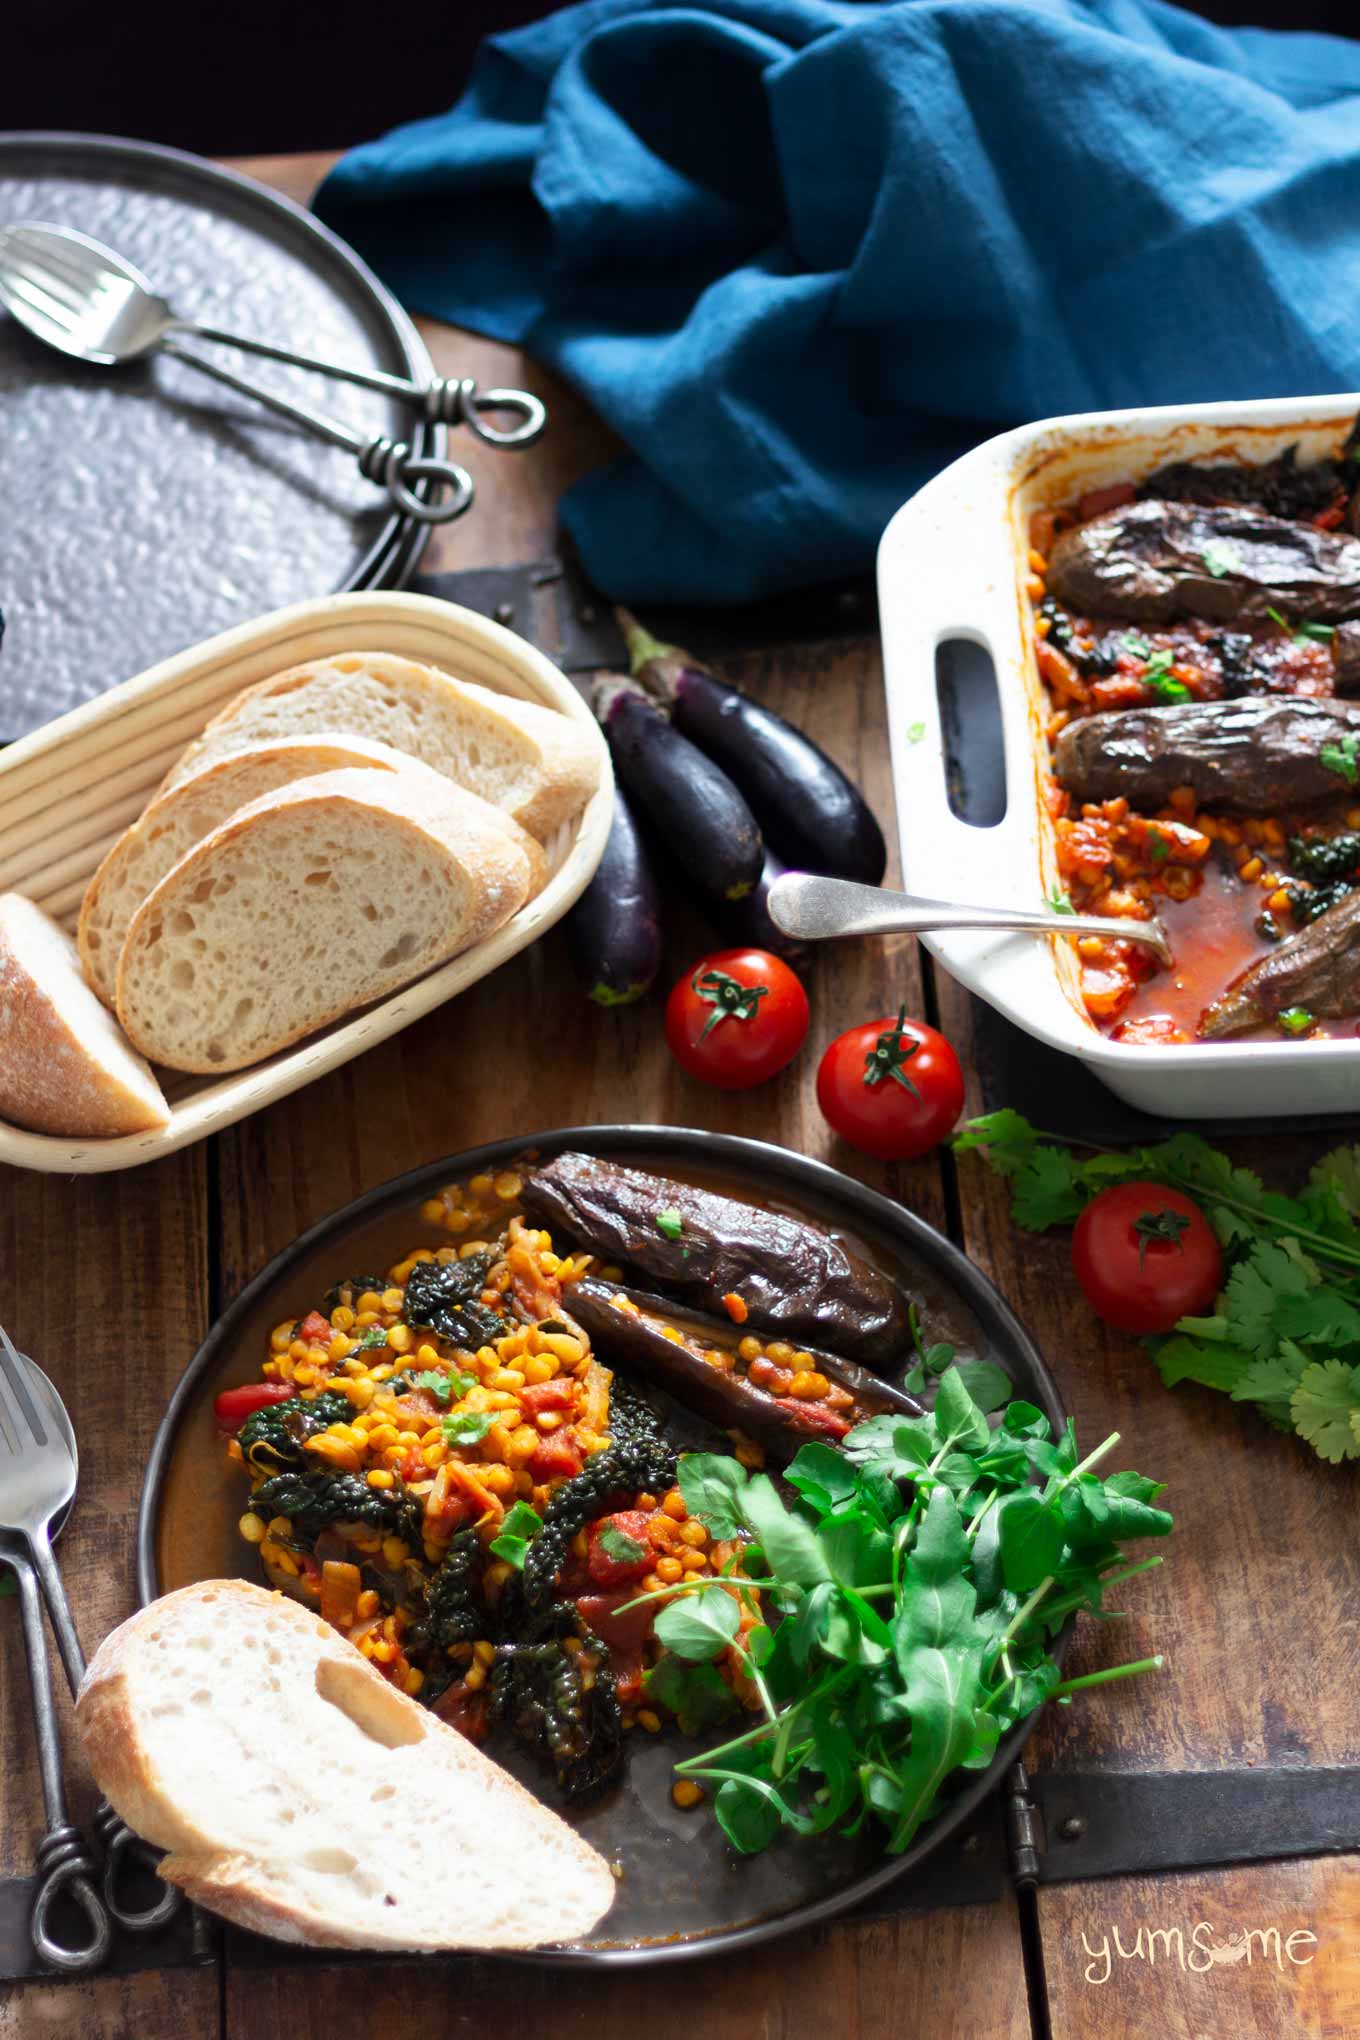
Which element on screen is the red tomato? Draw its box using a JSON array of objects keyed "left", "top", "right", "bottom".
[
  {"left": 528, "top": 1431, "right": 585, "bottom": 1484},
  {"left": 586, "top": 1510, "right": 655, "bottom": 1587},
  {"left": 574, "top": 1590, "right": 653, "bottom": 1703},
  {"left": 519, "top": 1380, "right": 577, "bottom": 1416},
  {"left": 1071, "top": 1181, "right": 1223, "bottom": 1334},
  {"left": 295, "top": 1311, "right": 333, "bottom": 1346},
  {"left": 664, "top": 949, "right": 809, "bottom": 1091},
  {"left": 816, "top": 1009, "right": 964, "bottom": 1160},
  {"left": 432, "top": 1681, "right": 491, "bottom": 1742},
  {"left": 213, "top": 1380, "right": 296, "bottom": 1432}
]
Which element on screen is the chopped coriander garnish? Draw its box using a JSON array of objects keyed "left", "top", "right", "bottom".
[
  {"left": 1322, "top": 735, "right": 1360, "bottom": 787},
  {"left": 1266, "top": 606, "right": 1290, "bottom": 630},
  {"left": 1278, "top": 1007, "right": 1316, "bottom": 1037},
  {"left": 353, "top": 1326, "right": 391, "bottom": 1351},
  {"left": 1148, "top": 833, "right": 1170, "bottom": 863},
  {"left": 906, "top": 721, "right": 926, "bottom": 744},
  {"left": 442, "top": 1409, "right": 495, "bottom": 1446},
  {"left": 1141, "top": 649, "right": 1190, "bottom": 704},
  {"left": 1122, "top": 632, "right": 1152, "bottom": 658},
  {"left": 1201, "top": 539, "right": 1241, "bottom": 578},
  {"left": 655, "top": 1208, "right": 684, "bottom": 1240},
  {"left": 489, "top": 1499, "right": 543, "bottom": 1570},
  {"left": 1048, "top": 885, "right": 1075, "bottom": 915},
  {"left": 397, "top": 1368, "right": 474, "bottom": 1405},
  {"left": 1296, "top": 620, "right": 1335, "bottom": 644},
  {"left": 598, "top": 1522, "right": 649, "bottom": 1565}
]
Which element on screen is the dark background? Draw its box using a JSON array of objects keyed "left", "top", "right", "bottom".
[{"left": 0, "top": 0, "right": 1355, "bottom": 158}]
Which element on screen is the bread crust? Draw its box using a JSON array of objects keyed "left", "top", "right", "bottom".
[
  {"left": 114, "top": 767, "right": 534, "bottom": 1073},
  {"left": 0, "top": 894, "right": 169, "bottom": 1136},
  {"left": 76, "top": 1580, "right": 617, "bottom": 1952},
  {"left": 161, "top": 652, "right": 598, "bottom": 841}
]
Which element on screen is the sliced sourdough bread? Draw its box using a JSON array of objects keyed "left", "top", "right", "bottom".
[
  {"left": 79, "top": 735, "right": 408, "bottom": 1008},
  {"left": 115, "top": 765, "right": 535, "bottom": 1074},
  {"left": 162, "top": 651, "right": 599, "bottom": 841},
  {"left": 76, "top": 1580, "right": 617, "bottom": 1951},
  {"left": 0, "top": 893, "right": 170, "bottom": 1137}
]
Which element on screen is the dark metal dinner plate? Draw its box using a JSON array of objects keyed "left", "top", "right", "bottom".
[
  {"left": 138, "top": 1127, "right": 1065, "bottom": 1966},
  {"left": 0, "top": 132, "right": 441, "bottom": 741}
]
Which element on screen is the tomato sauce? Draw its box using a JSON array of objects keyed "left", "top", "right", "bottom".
[{"left": 1029, "top": 481, "right": 1360, "bottom": 1042}]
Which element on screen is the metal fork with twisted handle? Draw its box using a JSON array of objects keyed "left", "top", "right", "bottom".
[
  {"left": 0, "top": 1326, "right": 180, "bottom": 1971},
  {"left": 0, "top": 221, "right": 500, "bottom": 524}
]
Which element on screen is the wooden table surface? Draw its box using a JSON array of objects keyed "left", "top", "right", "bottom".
[{"left": 1, "top": 151, "right": 1357, "bottom": 2040}]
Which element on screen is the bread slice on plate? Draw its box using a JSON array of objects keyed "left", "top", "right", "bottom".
[
  {"left": 77, "top": 1580, "right": 617, "bottom": 1951},
  {"left": 79, "top": 735, "right": 412, "bottom": 1009},
  {"left": 163, "top": 651, "right": 599, "bottom": 841},
  {"left": 115, "top": 765, "right": 536, "bottom": 1074},
  {"left": 0, "top": 893, "right": 170, "bottom": 1137}
]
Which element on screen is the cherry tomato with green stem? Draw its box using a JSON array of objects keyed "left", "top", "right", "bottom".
[
  {"left": 664, "top": 949, "right": 809, "bottom": 1090},
  {"left": 816, "top": 1009, "right": 964, "bottom": 1160},
  {"left": 1071, "top": 1181, "right": 1223, "bottom": 1334}
]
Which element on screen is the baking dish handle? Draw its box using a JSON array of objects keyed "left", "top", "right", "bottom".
[{"left": 876, "top": 439, "right": 1039, "bottom": 910}]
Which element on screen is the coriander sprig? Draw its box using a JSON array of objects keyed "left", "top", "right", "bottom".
[{"left": 956, "top": 1111, "right": 1360, "bottom": 1463}]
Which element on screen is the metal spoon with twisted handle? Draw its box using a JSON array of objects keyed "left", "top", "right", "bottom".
[
  {"left": 0, "top": 222, "right": 500, "bottom": 523},
  {"left": 0, "top": 1326, "right": 181, "bottom": 1967}
]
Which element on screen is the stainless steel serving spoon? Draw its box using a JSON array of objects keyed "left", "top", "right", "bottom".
[
  {"left": 768, "top": 872, "right": 1174, "bottom": 966},
  {"left": 0, "top": 222, "right": 485, "bottom": 523},
  {"left": 0, "top": 1327, "right": 180, "bottom": 1971}
]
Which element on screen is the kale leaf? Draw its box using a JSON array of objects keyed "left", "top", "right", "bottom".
[
  {"left": 489, "top": 1633, "right": 624, "bottom": 1801},
  {"left": 402, "top": 1255, "right": 505, "bottom": 1351},
  {"left": 249, "top": 1469, "right": 421, "bottom": 1546},
  {"left": 237, "top": 1390, "right": 354, "bottom": 1472}
]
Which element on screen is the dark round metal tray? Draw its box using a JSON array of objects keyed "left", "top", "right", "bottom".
[
  {"left": 138, "top": 1126, "right": 1064, "bottom": 1966},
  {"left": 0, "top": 131, "right": 442, "bottom": 741}
]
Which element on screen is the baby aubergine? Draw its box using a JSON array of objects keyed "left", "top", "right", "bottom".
[
  {"left": 563, "top": 786, "right": 663, "bottom": 1006},
  {"left": 617, "top": 609, "right": 887, "bottom": 886},
  {"left": 566, "top": 1278, "right": 915, "bottom": 1458},
  {"left": 593, "top": 674, "right": 763, "bottom": 902}
]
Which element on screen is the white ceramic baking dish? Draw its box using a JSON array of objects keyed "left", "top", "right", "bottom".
[
  {"left": 0, "top": 591, "right": 611, "bottom": 1174},
  {"left": 878, "top": 393, "right": 1360, "bottom": 1120}
]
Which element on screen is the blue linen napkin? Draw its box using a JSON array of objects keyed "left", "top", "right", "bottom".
[{"left": 316, "top": 0, "right": 1360, "bottom": 605}]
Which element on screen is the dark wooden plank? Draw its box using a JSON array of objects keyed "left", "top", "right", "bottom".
[
  {"left": 0, "top": 1964, "right": 219, "bottom": 2040},
  {"left": 1041, "top": 1856, "right": 1360, "bottom": 2040},
  {"left": 225, "top": 1903, "right": 1032, "bottom": 2040},
  {"left": 0, "top": 1155, "right": 210, "bottom": 1873},
  {"left": 937, "top": 972, "right": 1360, "bottom": 1780},
  {"left": 0, "top": 1152, "right": 212, "bottom": 2028}
]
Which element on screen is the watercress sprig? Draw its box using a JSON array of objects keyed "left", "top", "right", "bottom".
[{"left": 649, "top": 1369, "right": 1169, "bottom": 1857}]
